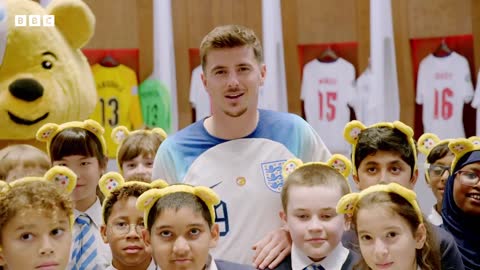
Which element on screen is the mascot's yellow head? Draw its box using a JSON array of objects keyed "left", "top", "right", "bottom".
[{"left": 0, "top": 0, "right": 96, "bottom": 140}]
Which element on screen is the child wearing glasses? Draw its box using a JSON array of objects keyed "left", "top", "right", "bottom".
[
  {"left": 417, "top": 133, "right": 454, "bottom": 226},
  {"left": 443, "top": 137, "right": 480, "bottom": 270},
  {"left": 99, "top": 172, "right": 168, "bottom": 270}
]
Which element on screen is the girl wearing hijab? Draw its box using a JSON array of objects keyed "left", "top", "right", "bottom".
[{"left": 443, "top": 137, "right": 480, "bottom": 270}]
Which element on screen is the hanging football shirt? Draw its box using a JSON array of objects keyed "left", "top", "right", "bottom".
[
  {"left": 351, "top": 67, "right": 377, "bottom": 125},
  {"left": 301, "top": 58, "right": 355, "bottom": 154},
  {"left": 90, "top": 64, "right": 143, "bottom": 158},
  {"left": 189, "top": 65, "right": 211, "bottom": 121},
  {"left": 416, "top": 52, "right": 474, "bottom": 138},
  {"left": 138, "top": 78, "right": 172, "bottom": 133}
]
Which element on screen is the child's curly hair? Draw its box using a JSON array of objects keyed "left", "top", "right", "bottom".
[{"left": 0, "top": 180, "right": 73, "bottom": 241}]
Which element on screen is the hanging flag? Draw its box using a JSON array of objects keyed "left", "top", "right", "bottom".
[
  {"left": 368, "top": 0, "right": 400, "bottom": 122},
  {"left": 260, "top": 0, "right": 288, "bottom": 112},
  {"left": 145, "top": 0, "right": 177, "bottom": 132}
]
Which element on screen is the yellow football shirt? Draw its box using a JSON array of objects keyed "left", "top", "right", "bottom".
[{"left": 90, "top": 64, "right": 143, "bottom": 158}]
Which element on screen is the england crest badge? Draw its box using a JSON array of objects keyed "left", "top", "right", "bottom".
[{"left": 261, "top": 160, "right": 286, "bottom": 193}]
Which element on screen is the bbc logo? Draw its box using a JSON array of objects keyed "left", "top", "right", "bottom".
[{"left": 14, "top": 15, "right": 55, "bottom": 27}]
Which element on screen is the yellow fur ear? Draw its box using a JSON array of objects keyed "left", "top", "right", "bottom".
[
  {"left": 390, "top": 182, "right": 417, "bottom": 202},
  {"left": 37, "top": 120, "right": 107, "bottom": 158},
  {"left": 83, "top": 119, "right": 105, "bottom": 137},
  {"left": 327, "top": 154, "right": 352, "bottom": 179},
  {"left": 111, "top": 126, "right": 130, "bottom": 145},
  {"left": 36, "top": 123, "right": 60, "bottom": 142},
  {"left": 136, "top": 189, "right": 163, "bottom": 226},
  {"left": 449, "top": 139, "right": 473, "bottom": 157},
  {"left": 151, "top": 128, "right": 168, "bottom": 141},
  {"left": 336, "top": 193, "right": 360, "bottom": 216},
  {"left": 194, "top": 186, "right": 221, "bottom": 223},
  {"left": 150, "top": 179, "right": 169, "bottom": 189},
  {"left": 99, "top": 172, "right": 125, "bottom": 198},
  {"left": 393, "top": 121, "right": 414, "bottom": 138},
  {"left": 417, "top": 133, "right": 441, "bottom": 155},
  {"left": 0, "top": 181, "right": 9, "bottom": 194},
  {"left": 343, "top": 120, "right": 366, "bottom": 145},
  {"left": 47, "top": 0, "right": 95, "bottom": 49},
  {"left": 449, "top": 139, "right": 476, "bottom": 170},
  {"left": 468, "top": 136, "right": 480, "bottom": 147},
  {"left": 336, "top": 183, "right": 423, "bottom": 223},
  {"left": 282, "top": 158, "right": 304, "bottom": 180},
  {"left": 44, "top": 166, "right": 77, "bottom": 194}
]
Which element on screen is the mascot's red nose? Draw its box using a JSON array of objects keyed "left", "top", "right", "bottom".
[{"left": 9, "top": 78, "right": 44, "bottom": 102}]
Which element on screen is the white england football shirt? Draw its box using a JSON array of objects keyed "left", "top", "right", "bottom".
[
  {"left": 472, "top": 70, "right": 480, "bottom": 136},
  {"left": 300, "top": 58, "right": 355, "bottom": 154},
  {"left": 152, "top": 110, "right": 331, "bottom": 264},
  {"left": 416, "top": 52, "right": 474, "bottom": 138},
  {"left": 350, "top": 67, "right": 377, "bottom": 126},
  {"left": 189, "top": 65, "right": 211, "bottom": 121}
]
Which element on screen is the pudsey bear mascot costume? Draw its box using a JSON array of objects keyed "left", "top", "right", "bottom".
[{"left": 0, "top": 0, "right": 97, "bottom": 149}]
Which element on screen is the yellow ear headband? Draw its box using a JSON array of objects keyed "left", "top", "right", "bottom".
[
  {"left": 99, "top": 172, "right": 169, "bottom": 224},
  {"left": 111, "top": 126, "right": 167, "bottom": 173},
  {"left": 343, "top": 120, "right": 417, "bottom": 175},
  {"left": 36, "top": 119, "right": 107, "bottom": 158},
  {"left": 417, "top": 133, "right": 451, "bottom": 183},
  {"left": 136, "top": 184, "right": 220, "bottom": 228},
  {"left": 336, "top": 182, "right": 423, "bottom": 223},
  {"left": 448, "top": 136, "right": 480, "bottom": 171},
  {"left": 282, "top": 154, "right": 352, "bottom": 191},
  {"left": 0, "top": 166, "right": 77, "bottom": 228}
]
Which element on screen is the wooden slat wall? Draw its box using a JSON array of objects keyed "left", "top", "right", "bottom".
[
  {"left": 408, "top": 0, "right": 472, "bottom": 39},
  {"left": 392, "top": 0, "right": 415, "bottom": 127},
  {"left": 472, "top": 0, "right": 480, "bottom": 72},
  {"left": 35, "top": 0, "right": 477, "bottom": 130}
]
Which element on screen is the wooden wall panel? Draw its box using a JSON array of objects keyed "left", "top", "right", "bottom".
[
  {"left": 472, "top": 0, "right": 480, "bottom": 72},
  {"left": 34, "top": 0, "right": 479, "bottom": 131},
  {"left": 393, "top": 0, "right": 415, "bottom": 126},
  {"left": 296, "top": 0, "right": 357, "bottom": 44},
  {"left": 137, "top": 0, "right": 154, "bottom": 81},
  {"left": 82, "top": 0, "right": 153, "bottom": 81},
  {"left": 282, "top": 0, "right": 301, "bottom": 115},
  {"left": 408, "top": 0, "right": 472, "bottom": 38},
  {"left": 356, "top": 0, "right": 370, "bottom": 72},
  {"left": 172, "top": 0, "right": 192, "bottom": 129},
  {"left": 83, "top": 0, "right": 139, "bottom": 49}
]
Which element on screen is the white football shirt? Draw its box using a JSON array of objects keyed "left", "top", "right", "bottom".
[
  {"left": 416, "top": 52, "right": 474, "bottom": 138},
  {"left": 189, "top": 65, "right": 211, "bottom": 121},
  {"left": 301, "top": 58, "right": 355, "bottom": 154},
  {"left": 351, "top": 67, "right": 378, "bottom": 126}
]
